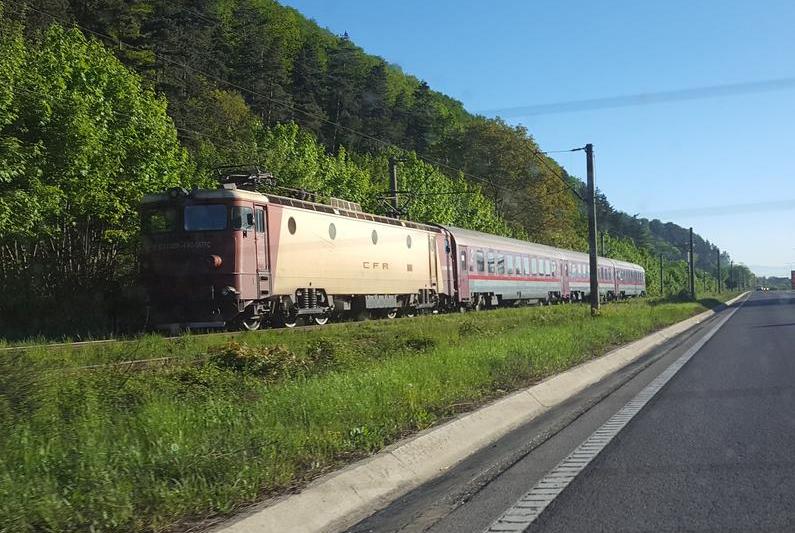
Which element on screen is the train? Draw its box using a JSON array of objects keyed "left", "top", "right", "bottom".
[{"left": 139, "top": 180, "right": 646, "bottom": 331}]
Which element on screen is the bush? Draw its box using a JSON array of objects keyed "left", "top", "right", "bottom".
[{"left": 208, "top": 340, "right": 308, "bottom": 381}]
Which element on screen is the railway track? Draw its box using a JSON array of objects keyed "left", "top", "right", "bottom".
[
  {"left": 0, "top": 299, "right": 634, "bottom": 370},
  {"left": 0, "top": 318, "right": 341, "bottom": 354}
]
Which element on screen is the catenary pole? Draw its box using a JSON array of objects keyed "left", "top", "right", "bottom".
[
  {"left": 660, "top": 253, "right": 664, "bottom": 295},
  {"left": 689, "top": 227, "right": 695, "bottom": 299},
  {"left": 388, "top": 156, "right": 399, "bottom": 218},
  {"left": 717, "top": 248, "right": 721, "bottom": 293},
  {"left": 586, "top": 144, "right": 600, "bottom": 315}
]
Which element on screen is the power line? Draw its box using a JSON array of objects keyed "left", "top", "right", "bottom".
[
  {"left": 479, "top": 77, "right": 795, "bottom": 118},
  {"left": 541, "top": 148, "right": 584, "bottom": 154},
  {"left": 528, "top": 147, "right": 585, "bottom": 202}
]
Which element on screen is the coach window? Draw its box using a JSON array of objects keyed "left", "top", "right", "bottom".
[
  {"left": 460, "top": 252, "right": 466, "bottom": 273},
  {"left": 497, "top": 254, "right": 505, "bottom": 275},
  {"left": 487, "top": 252, "right": 495, "bottom": 273},
  {"left": 476, "top": 250, "right": 485, "bottom": 272},
  {"left": 523, "top": 256, "right": 530, "bottom": 276},
  {"left": 552, "top": 261, "right": 557, "bottom": 276},
  {"left": 531, "top": 257, "right": 537, "bottom": 275},
  {"left": 507, "top": 255, "right": 514, "bottom": 275}
]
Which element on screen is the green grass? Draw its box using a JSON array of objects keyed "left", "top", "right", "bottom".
[{"left": 0, "top": 294, "right": 738, "bottom": 532}]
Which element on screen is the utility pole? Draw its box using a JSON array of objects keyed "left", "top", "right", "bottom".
[
  {"left": 600, "top": 232, "right": 605, "bottom": 256},
  {"left": 729, "top": 260, "right": 734, "bottom": 289},
  {"left": 660, "top": 254, "right": 664, "bottom": 295},
  {"left": 716, "top": 248, "right": 721, "bottom": 293},
  {"left": 586, "top": 144, "right": 600, "bottom": 315},
  {"left": 688, "top": 227, "right": 695, "bottom": 299},
  {"left": 388, "top": 157, "right": 400, "bottom": 218}
]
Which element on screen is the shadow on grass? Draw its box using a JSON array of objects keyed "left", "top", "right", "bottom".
[{"left": 646, "top": 293, "right": 726, "bottom": 309}]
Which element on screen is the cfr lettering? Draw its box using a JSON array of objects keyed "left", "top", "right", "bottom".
[{"left": 362, "top": 262, "right": 389, "bottom": 270}]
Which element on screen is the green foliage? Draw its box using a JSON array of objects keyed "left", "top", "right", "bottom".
[{"left": 0, "top": 18, "right": 193, "bottom": 337}]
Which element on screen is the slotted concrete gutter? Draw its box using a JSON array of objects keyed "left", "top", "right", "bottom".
[{"left": 215, "top": 293, "right": 748, "bottom": 533}]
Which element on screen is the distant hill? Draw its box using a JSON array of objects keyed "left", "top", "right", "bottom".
[{"left": 756, "top": 276, "right": 791, "bottom": 290}]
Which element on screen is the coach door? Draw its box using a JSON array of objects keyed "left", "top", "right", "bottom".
[
  {"left": 428, "top": 234, "right": 439, "bottom": 291},
  {"left": 561, "top": 261, "right": 570, "bottom": 298},
  {"left": 254, "top": 207, "right": 269, "bottom": 298},
  {"left": 457, "top": 245, "right": 470, "bottom": 301}
]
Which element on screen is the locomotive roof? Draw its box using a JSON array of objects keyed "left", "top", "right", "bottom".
[{"left": 142, "top": 188, "right": 441, "bottom": 233}]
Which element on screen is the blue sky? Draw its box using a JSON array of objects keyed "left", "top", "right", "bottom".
[{"left": 283, "top": 0, "right": 795, "bottom": 276}]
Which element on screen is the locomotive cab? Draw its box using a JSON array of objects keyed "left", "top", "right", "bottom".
[{"left": 140, "top": 187, "right": 268, "bottom": 331}]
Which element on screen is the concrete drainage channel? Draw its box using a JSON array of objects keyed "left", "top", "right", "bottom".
[{"left": 214, "top": 293, "right": 748, "bottom": 533}]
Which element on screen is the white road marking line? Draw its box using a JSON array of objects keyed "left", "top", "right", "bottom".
[{"left": 484, "top": 300, "right": 744, "bottom": 532}]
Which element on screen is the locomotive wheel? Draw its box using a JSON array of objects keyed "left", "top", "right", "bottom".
[
  {"left": 274, "top": 311, "right": 298, "bottom": 328},
  {"left": 403, "top": 308, "right": 416, "bottom": 318},
  {"left": 386, "top": 309, "right": 398, "bottom": 319},
  {"left": 239, "top": 316, "right": 262, "bottom": 331},
  {"left": 312, "top": 314, "right": 329, "bottom": 326}
]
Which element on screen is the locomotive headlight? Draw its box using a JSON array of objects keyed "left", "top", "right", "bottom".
[{"left": 220, "top": 286, "right": 238, "bottom": 297}]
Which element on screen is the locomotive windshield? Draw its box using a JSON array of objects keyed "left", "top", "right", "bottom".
[
  {"left": 141, "top": 204, "right": 253, "bottom": 233},
  {"left": 184, "top": 204, "right": 227, "bottom": 231},
  {"left": 141, "top": 207, "right": 177, "bottom": 233}
]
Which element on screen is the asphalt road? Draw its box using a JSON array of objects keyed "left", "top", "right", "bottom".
[{"left": 351, "top": 291, "right": 795, "bottom": 532}]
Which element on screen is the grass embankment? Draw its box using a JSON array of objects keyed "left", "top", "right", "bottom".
[{"left": 0, "top": 294, "right": 737, "bottom": 532}]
